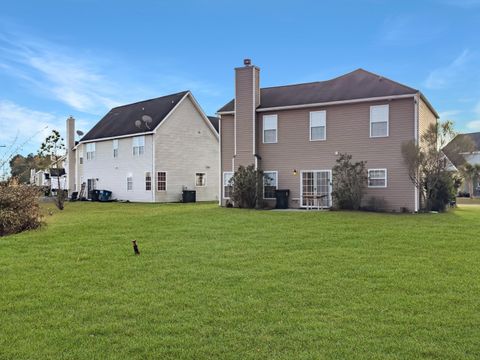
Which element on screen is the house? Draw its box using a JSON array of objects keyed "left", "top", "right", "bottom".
[
  {"left": 444, "top": 132, "right": 480, "bottom": 196},
  {"left": 30, "top": 156, "right": 67, "bottom": 193},
  {"left": 217, "top": 59, "right": 439, "bottom": 212},
  {"left": 65, "top": 91, "right": 219, "bottom": 202}
]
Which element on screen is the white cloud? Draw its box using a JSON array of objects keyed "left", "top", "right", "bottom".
[
  {"left": 424, "top": 50, "right": 472, "bottom": 89},
  {"left": 0, "top": 33, "right": 123, "bottom": 114},
  {"left": 439, "top": 110, "right": 461, "bottom": 119},
  {"left": 0, "top": 100, "right": 90, "bottom": 156},
  {"left": 0, "top": 29, "right": 223, "bottom": 117},
  {"left": 466, "top": 120, "right": 480, "bottom": 131}
]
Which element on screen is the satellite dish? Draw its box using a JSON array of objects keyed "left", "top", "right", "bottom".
[
  {"left": 76, "top": 130, "right": 84, "bottom": 136},
  {"left": 142, "top": 115, "right": 153, "bottom": 123},
  {"left": 135, "top": 120, "right": 142, "bottom": 128}
]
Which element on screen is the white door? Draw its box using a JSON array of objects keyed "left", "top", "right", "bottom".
[{"left": 301, "top": 170, "right": 332, "bottom": 208}]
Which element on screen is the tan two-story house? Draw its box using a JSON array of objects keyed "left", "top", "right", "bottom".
[{"left": 218, "top": 60, "right": 438, "bottom": 212}]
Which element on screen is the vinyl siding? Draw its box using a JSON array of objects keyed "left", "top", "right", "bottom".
[
  {"left": 418, "top": 98, "right": 437, "bottom": 149},
  {"left": 154, "top": 95, "right": 219, "bottom": 202},
  {"left": 221, "top": 97, "right": 417, "bottom": 211},
  {"left": 256, "top": 98, "right": 416, "bottom": 211},
  {"left": 80, "top": 135, "right": 154, "bottom": 202}
]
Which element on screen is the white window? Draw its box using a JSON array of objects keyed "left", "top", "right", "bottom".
[
  {"left": 157, "top": 171, "right": 167, "bottom": 191},
  {"left": 263, "top": 171, "right": 278, "bottom": 199},
  {"left": 368, "top": 169, "right": 387, "bottom": 188},
  {"left": 145, "top": 172, "right": 152, "bottom": 191},
  {"left": 127, "top": 175, "right": 133, "bottom": 191},
  {"left": 310, "top": 111, "right": 326, "bottom": 141},
  {"left": 132, "top": 136, "right": 145, "bottom": 156},
  {"left": 370, "top": 105, "right": 389, "bottom": 138},
  {"left": 79, "top": 148, "right": 84, "bottom": 164},
  {"left": 263, "top": 115, "right": 278, "bottom": 143},
  {"left": 113, "top": 139, "right": 118, "bottom": 158},
  {"left": 223, "top": 172, "right": 233, "bottom": 198},
  {"left": 86, "top": 143, "right": 96, "bottom": 160},
  {"left": 195, "top": 173, "right": 206, "bottom": 187}
]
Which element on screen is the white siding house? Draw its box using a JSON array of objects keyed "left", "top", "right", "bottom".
[{"left": 66, "top": 91, "right": 219, "bottom": 202}]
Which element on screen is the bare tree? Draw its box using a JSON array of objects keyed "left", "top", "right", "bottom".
[
  {"left": 401, "top": 121, "right": 472, "bottom": 210},
  {"left": 39, "top": 130, "right": 66, "bottom": 210}
]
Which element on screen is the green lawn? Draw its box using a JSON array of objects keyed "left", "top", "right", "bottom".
[{"left": 1, "top": 202, "right": 480, "bottom": 359}]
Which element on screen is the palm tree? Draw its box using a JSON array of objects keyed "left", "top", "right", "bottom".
[{"left": 459, "top": 163, "right": 480, "bottom": 198}]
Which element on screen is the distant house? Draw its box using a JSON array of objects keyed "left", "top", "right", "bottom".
[
  {"left": 65, "top": 91, "right": 219, "bottom": 202},
  {"left": 217, "top": 59, "right": 439, "bottom": 212},
  {"left": 30, "top": 156, "right": 67, "bottom": 193},
  {"left": 444, "top": 132, "right": 480, "bottom": 196}
]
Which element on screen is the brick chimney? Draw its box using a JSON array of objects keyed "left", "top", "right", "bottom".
[
  {"left": 66, "top": 116, "right": 76, "bottom": 193},
  {"left": 234, "top": 59, "right": 260, "bottom": 168}
]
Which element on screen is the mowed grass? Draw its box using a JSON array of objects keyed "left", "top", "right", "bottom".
[{"left": 1, "top": 202, "right": 480, "bottom": 359}]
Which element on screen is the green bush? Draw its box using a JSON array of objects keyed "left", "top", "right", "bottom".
[
  {"left": 332, "top": 153, "right": 368, "bottom": 210},
  {"left": 425, "top": 172, "right": 456, "bottom": 212},
  {"left": 0, "top": 182, "right": 42, "bottom": 236},
  {"left": 229, "top": 165, "right": 264, "bottom": 209}
]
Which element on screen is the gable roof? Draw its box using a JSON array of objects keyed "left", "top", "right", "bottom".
[
  {"left": 218, "top": 68, "right": 423, "bottom": 113},
  {"left": 444, "top": 131, "right": 480, "bottom": 160},
  {"left": 80, "top": 91, "right": 189, "bottom": 142}
]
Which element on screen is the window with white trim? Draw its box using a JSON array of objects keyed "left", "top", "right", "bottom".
[
  {"left": 263, "top": 115, "right": 278, "bottom": 143},
  {"left": 157, "top": 171, "right": 166, "bottom": 191},
  {"left": 113, "top": 139, "right": 118, "bottom": 158},
  {"left": 132, "top": 136, "right": 145, "bottom": 156},
  {"left": 370, "top": 105, "right": 389, "bottom": 137},
  {"left": 86, "top": 143, "right": 96, "bottom": 160},
  {"left": 223, "top": 172, "right": 233, "bottom": 198},
  {"left": 263, "top": 171, "right": 278, "bottom": 199},
  {"left": 79, "top": 148, "right": 84, "bottom": 164},
  {"left": 145, "top": 172, "right": 152, "bottom": 191},
  {"left": 127, "top": 175, "right": 133, "bottom": 191},
  {"left": 368, "top": 169, "right": 387, "bottom": 188},
  {"left": 195, "top": 173, "right": 206, "bottom": 187},
  {"left": 310, "top": 111, "right": 326, "bottom": 141}
]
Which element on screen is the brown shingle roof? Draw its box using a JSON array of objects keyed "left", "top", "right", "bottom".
[
  {"left": 81, "top": 91, "right": 189, "bottom": 141},
  {"left": 218, "top": 68, "right": 419, "bottom": 113}
]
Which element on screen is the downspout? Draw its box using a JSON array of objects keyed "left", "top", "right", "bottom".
[
  {"left": 218, "top": 115, "right": 222, "bottom": 206},
  {"left": 152, "top": 134, "right": 155, "bottom": 203},
  {"left": 414, "top": 93, "right": 420, "bottom": 212}
]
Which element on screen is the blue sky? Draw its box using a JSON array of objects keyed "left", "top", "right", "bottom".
[{"left": 1, "top": 0, "right": 480, "bottom": 157}]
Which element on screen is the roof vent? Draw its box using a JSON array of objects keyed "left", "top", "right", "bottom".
[{"left": 244, "top": 58, "right": 251, "bottom": 66}]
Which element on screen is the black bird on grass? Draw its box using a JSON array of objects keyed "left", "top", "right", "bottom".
[{"left": 132, "top": 240, "right": 140, "bottom": 255}]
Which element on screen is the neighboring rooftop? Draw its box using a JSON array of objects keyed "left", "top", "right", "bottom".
[
  {"left": 207, "top": 116, "right": 219, "bottom": 132},
  {"left": 443, "top": 132, "right": 480, "bottom": 166},
  {"left": 218, "top": 68, "right": 428, "bottom": 113},
  {"left": 81, "top": 91, "right": 218, "bottom": 141}
]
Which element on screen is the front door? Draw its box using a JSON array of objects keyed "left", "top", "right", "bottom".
[{"left": 301, "top": 170, "right": 332, "bottom": 208}]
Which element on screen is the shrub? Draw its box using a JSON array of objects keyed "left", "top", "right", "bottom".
[
  {"left": 425, "top": 172, "right": 456, "bottom": 212},
  {"left": 363, "top": 196, "right": 387, "bottom": 212},
  {"left": 0, "top": 182, "right": 42, "bottom": 236},
  {"left": 332, "top": 153, "right": 367, "bottom": 210},
  {"left": 229, "top": 165, "right": 264, "bottom": 209}
]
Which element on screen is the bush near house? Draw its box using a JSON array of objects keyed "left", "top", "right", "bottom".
[
  {"left": 0, "top": 181, "right": 42, "bottom": 236},
  {"left": 332, "top": 153, "right": 368, "bottom": 210},
  {"left": 229, "top": 164, "right": 264, "bottom": 208}
]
